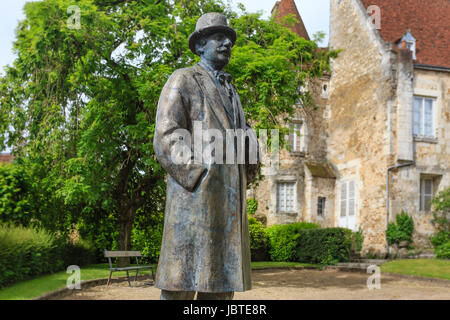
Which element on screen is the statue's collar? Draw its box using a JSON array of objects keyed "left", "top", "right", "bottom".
[{"left": 198, "top": 61, "right": 217, "bottom": 77}]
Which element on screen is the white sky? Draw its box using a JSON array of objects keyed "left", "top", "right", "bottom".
[{"left": 0, "top": 0, "right": 330, "bottom": 73}]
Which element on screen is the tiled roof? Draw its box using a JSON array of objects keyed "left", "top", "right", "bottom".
[
  {"left": 272, "top": 0, "right": 310, "bottom": 40},
  {"left": 360, "top": 0, "right": 450, "bottom": 68},
  {"left": 0, "top": 154, "right": 13, "bottom": 163}
]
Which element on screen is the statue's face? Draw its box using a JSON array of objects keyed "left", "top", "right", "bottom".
[{"left": 197, "top": 32, "right": 233, "bottom": 70}]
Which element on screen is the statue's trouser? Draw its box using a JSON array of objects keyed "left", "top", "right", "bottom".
[{"left": 160, "top": 290, "right": 234, "bottom": 300}]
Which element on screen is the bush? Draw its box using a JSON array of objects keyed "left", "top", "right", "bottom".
[
  {"left": 430, "top": 231, "right": 449, "bottom": 248},
  {"left": 247, "top": 199, "right": 258, "bottom": 216},
  {"left": 248, "top": 216, "right": 268, "bottom": 261},
  {"left": 296, "top": 228, "right": 353, "bottom": 265},
  {"left": 435, "top": 242, "right": 450, "bottom": 259},
  {"left": 266, "top": 222, "right": 320, "bottom": 262},
  {"left": 430, "top": 188, "right": 450, "bottom": 259},
  {"left": 131, "top": 211, "right": 164, "bottom": 264},
  {"left": 386, "top": 212, "right": 414, "bottom": 245},
  {"left": 0, "top": 224, "right": 96, "bottom": 288}
]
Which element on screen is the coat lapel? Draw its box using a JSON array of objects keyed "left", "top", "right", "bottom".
[{"left": 192, "top": 64, "right": 232, "bottom": 131}]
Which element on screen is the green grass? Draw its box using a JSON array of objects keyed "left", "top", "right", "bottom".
[
  {"left": 0, "top": 263, "right": 154, "bottom": 300},
  {"left": 380, "top": 259, "right": 450, "bottom": 280}
]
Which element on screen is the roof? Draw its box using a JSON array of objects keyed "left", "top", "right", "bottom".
[
  {"left": 360, "top": 0, "right": 450, "bottom": 69},
  {"left": 272, "top": 0, "right": 310, "bottom": 40},
  {"left": 0, "top": 154, "right": 14, "bottom": 164}
]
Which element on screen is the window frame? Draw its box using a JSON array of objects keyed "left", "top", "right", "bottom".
[
  {"left": 317, "top": 197, "right": 326, "bottom": 216},
  {"left": 420, "top": 178, "right": 434, "bottom": 212},
  {"left": 289, "top": 120, "right": 306, "bottom": 154},
  {"left": 413, "top": 96, "right": 436, "bottom": 139},
  {"left": 276, "top": 181, "right": 297, "bottom": 213}
]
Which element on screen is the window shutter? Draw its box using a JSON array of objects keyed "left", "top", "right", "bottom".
[
  {"left": 424, "top": 179, "right": 433, "bottom": 211},
  {"left": 348, "top": 181, "right": 355, "bottom": 216},
  {"left": 340, "top": 182, "right": 347, "bottom": 217},
  {"left": 413, "top": 97, "right": 421, "bottom": 136},
  {"left": 424, "top": 99, "right": 433, "bottom": 137}
]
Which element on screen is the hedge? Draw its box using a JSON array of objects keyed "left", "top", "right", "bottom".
[
  {"left": 0, "top": 224, "right": 97, "bottom": 288},
  {"left": 266, "top": 222, "right": 320, "bottom": 262},
  {"left": 296, "top": 228, "right": 353, "bottom": 265},
  {"left": 248, "top": 216, "right": 269, "bottom": 261}
]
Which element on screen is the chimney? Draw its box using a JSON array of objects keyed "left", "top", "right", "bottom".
[{"left": 271, "top": 0, "right": 310, "bottom": 40}]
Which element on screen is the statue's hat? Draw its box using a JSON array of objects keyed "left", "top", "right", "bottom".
[{"left": 189, "top": 12, "right": 237, "bottom": 55}]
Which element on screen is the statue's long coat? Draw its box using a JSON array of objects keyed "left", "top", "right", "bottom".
[{"left": 153, "top": 63, "right": 260, "bottom": 293}]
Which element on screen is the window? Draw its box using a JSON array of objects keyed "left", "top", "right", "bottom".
[
  {"left": 277, "top": 182, "right": 296, "bottom": 212},
  {"left": 289, "top": 122, "right": 306, "bottom": 153},
  {"left": 317, "top": 197, "right": 326, "bottom": 216},
  {"left": 420, "top": 178, "right": 433, "bottom": 211},
  {"left": 413, "top": 96, "right": 435, "bottom": 138},
  {"left": 340, "top": 181, "right": 355, "bottom": 217}
]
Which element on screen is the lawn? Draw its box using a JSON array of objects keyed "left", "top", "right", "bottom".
[
  {"left": 380, "top": 259, "right": 450, "bottom": 280},
  {"left": 0, "top": 263, "right": 154, "bottom": 300},
  {"left": 0, "top": 261, "right": 320, "bottom": 300}
]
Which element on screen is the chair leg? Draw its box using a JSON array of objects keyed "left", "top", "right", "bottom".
[
  {"left": 126, "top": 270, "right": 131, "bottom": 287},
  {"left": 151, "top": 266, "right": 155, "bottom": 281},
  {"left": 107, "top": 271, "right": 113, "bottom": 286},
  {"left": 135, "top": 269, "right": 139, "bottom": 282}
]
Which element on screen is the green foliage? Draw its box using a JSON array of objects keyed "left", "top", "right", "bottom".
[
  {"left": 246, "top": 198, "right": 258, "bottom": 215},
  {"left": 0, "top": 0, "right": 337, "bottom": 253},
  {"left": 0, "top": 164, "right": 34, "bottom": 226},
  {"left": 0, "top": 224, "right": 96, "bottom": 288},
  {"left": 430, "top": 188, "right": 450, "bottom": 259},
  {"left": 435, "top": 242, "right": 450, "bottom": 259},
  {"left": 266, "top": 222, "right": 320, "bottom": 262},
  {"left": 386, "top": 212, "right": 414, "bottom": 245},
  {"left": 352, "top": 229, "right": 364, "bottom": 252},
  {"left": 296, "top": 228, "right": 353, "bottom": 265},
  {"left": 430, "top": 231, "right": 450, "bottom": 248},
  {"left": 131, "top": 211, "right": 164, "bottom": 264},
  {"left": 248, "top": 215, "right": 268, "bottom": 261}
]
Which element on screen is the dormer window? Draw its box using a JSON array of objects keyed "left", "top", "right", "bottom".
[{"left": 398, "top": 30, "right": 416, "bottom": 60}]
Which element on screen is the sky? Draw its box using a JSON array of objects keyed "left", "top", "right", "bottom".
[{"left": 0, "top": 0, "right": 330, "bottom": 72}]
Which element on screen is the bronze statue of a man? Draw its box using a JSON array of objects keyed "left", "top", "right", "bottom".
[{"left": 153, "top": 12, "right": 260, "bottom": 300}]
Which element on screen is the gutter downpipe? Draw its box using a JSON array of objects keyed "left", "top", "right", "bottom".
[{"left": 386, "top": 152, "right": 415, "bottom": 255}]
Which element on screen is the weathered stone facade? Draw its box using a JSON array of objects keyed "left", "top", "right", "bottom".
[{"left": 252, "top": 0, "right": 450, "bottom": 256}]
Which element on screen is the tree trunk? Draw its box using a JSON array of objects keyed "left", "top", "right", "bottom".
[{"left": 117, "top": 206, "right": 136, "bottom": 267}]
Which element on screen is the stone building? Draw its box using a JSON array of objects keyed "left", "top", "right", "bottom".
[{"left": 252, "top": 0, "right": 450, "bottom": 256}]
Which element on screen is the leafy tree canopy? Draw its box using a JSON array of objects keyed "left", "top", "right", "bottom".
[{"left": 0, "top": 0, "right": 337, "bottom": 253}]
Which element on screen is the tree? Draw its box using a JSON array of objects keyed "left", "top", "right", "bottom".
[{"left": 0, "top": 0, "right": 337, "bottom": 263}]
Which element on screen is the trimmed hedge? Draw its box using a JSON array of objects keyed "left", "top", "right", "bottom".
[
  {"left": 266, "top": 222, "right": 320, "bottom": 262},
  {"left": 0, "top": 224, "right": 97, "bottom": 288},
  {"left": 248, "top": 216, "right": 269, "bottom": 261},
  {"left": 296, "top": 228, "right": 353, "bottom": 265}
]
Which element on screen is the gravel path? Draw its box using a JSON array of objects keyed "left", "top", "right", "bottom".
[{"left": 61, "top": 269, "right": 450, "bottom": 300}]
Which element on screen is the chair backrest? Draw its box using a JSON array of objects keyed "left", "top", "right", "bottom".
[{"left": 104, "top": 250, "right": 142, "bottom": 258}]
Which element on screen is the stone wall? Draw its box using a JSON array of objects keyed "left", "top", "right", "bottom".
[
  {"left": 328, "top": 0, "right": 397, "bottom": 255},
  {"left": 389, "top": 68, "right": 450, "bottom": 247}
]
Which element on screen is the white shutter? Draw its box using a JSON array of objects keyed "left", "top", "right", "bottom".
[
  {"left": 424, "top": 99, "right": 433, "bottom": 137},
  {"left": 348, "top": 181, "right": 355, "bottom": 216},
  {"left": 340, "top": 182, "right": 347, "bottom": 217},
  {"left": 413, "top": 97, "right": 421, "bottom": 136}
]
